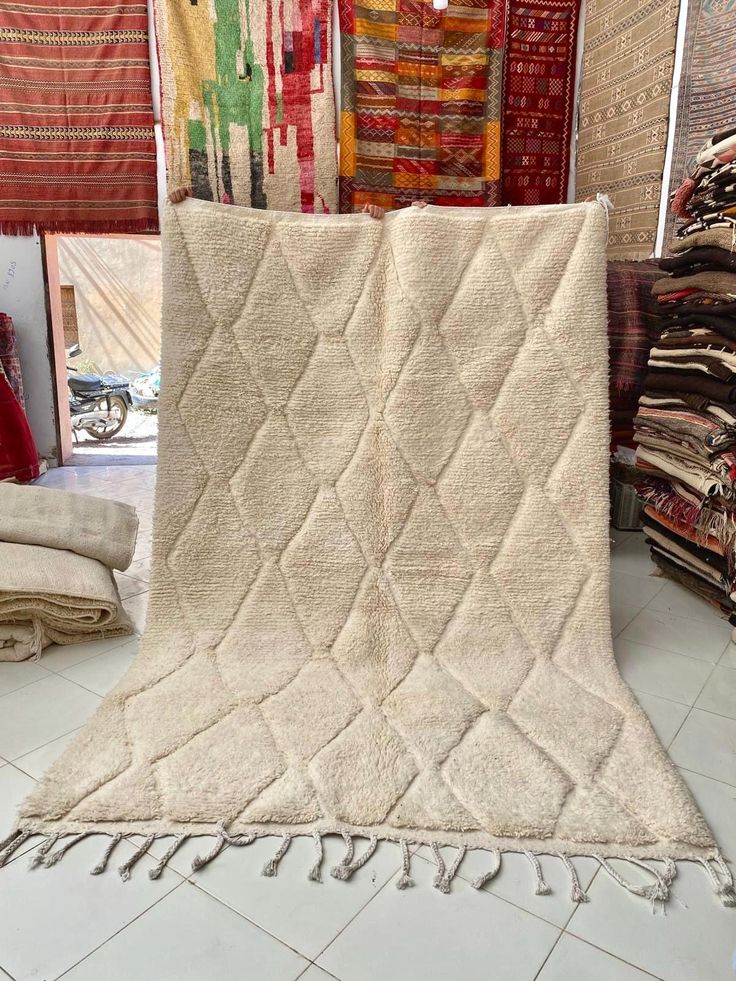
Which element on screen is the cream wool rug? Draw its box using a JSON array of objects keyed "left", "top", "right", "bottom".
[{"left": 6, "top": 198, "right": 732, "bottom": 905}]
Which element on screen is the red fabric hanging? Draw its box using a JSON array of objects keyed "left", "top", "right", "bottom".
[
  {"left": 501, "top": 0, "right": 581, "bottom": 206},
  {"left": 0, "top": 370, "right": 41, "bottom": 482}
]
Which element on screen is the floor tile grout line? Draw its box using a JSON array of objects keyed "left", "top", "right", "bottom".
[
  {"left": 0, "top": 955, "right": 18, "bottom": 981},
  {"left": 615, "top": 634, "right": 731, "bottom": 667},
  {"left": 55, "top": 659, "right": 136, "bottom": 701},
  {"left": 631, "top": 686, "right": 702, "bottom": 712},
  {"left": 561, "top": 867, "right": 665, "bottom": 980},
  {"left": 310, "top": 866, "right": 401, "bottom": 964},
  {"left": 668, "top": 665, "right": 731, "bottom": 755},
  {"left": 296, "top": 963, "right": 342, "bottom": 981},
  {"left": 0, "top": 669, "right": 56, "bottom": 702},
  {"left": 677, "top": 764, "right": 736, "bottom": 790},
  {"left": 52, "top": 877, "right": 188, "bottom": 981},
  {"left": 612, "top": 606, "right": 645, "bottom": 638},
  {"left": 641, "top": 583, "right": 733, "bottom": 626},
  {"left": 8, "top": 723, "right": 83, "bottom": 771},
  {"left": 557, "top": 927, "right": 665, "bottom": 980},
  {"left": 34, "top": 633, "right": 138, "bottom": 677},
  {"left": 187, "top": 877, "right": 318, "bottom": 964},
  {"left": 530, "top": 926, "right": 565, "bottom": 980}
]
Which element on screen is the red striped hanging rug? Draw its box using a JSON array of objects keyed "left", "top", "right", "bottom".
[{"left": 0, "top": 0, "right": 158, "bottom": 235}]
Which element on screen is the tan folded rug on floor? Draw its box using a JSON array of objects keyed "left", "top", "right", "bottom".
[
  {"left": 0, "top": 485, "right": 136, "bottom": 660},
  {"left": 0, "top": 543, "right": 133, "bottom": 661},
  {"left": 6, "top": 198, "right": 732, "bottom": 907},
  {"left": 0, "top": 482, "right": 138, "bottom": 571}
]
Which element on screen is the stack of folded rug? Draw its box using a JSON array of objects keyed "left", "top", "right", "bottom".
[
  {"left": 635, "top": 126, "right": 736, "bottom": 620},
  {"left": 0, "top": 483, "right": 137, "bottom": 660}
]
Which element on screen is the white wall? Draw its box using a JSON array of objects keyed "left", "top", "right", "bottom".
[
  {"left": 0, "top": 235, "right": 58, "bottom": 462},
  {"left": 58, "top": 236, "right": 162, "bottom": 376}
]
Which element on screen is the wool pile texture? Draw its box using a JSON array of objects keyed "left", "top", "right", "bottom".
[
  {"left": 13, "top": 198, "right": 723, "bottom": 892},
  {"left": 156, "top": 0, "right": 337, "bottom": 212},
  {"left": 662, "top": 0, "right": 736, "bottom": 247},
  {"left": 575, "top": 0, "right": 680, "bottom": 259},
  {"left": 0, "top": 0, "right": 158, "bottom": 234},
  {"left": 501, "top": 0, "right": 581, "bottom": 207},
  {"left": 338, "top": 0, "right": 506, "bottom": 212}
]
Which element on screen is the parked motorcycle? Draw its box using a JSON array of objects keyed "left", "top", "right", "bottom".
[
  {"left": 130, "top": 363, "right": 160, "bottom": 412},
  {"left": 67, "top": 344, "right": 132, "bottom": 440}
]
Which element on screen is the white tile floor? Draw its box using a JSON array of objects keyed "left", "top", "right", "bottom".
[{"left": 1, "top": 465, "right": 735, "bottom": 981}]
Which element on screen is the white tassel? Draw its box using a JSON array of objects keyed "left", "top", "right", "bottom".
[
  {"left": 431, "top": 843, "right": 465, "bottom": 894},
  {"left": 331, "top": 835, "right": 377, "bottom": 881},
  {"left": 118, "top": 834, "right": 155, "bottom": 882},
  {"left": 471, "top": 849, "right": 501, "bottom": 890},
  {"left": 0, "top": 829, "right": 32, "bottom": 867},
  {"left": 308, "top": 833, "right": 323, "bottom": 883},
  {"left": 149, "top": 835, "right": 188, "bottom": 880},
  {"left": 91, "top": 833, "right": 123, "bottom": 875},
  {"left": 191, "top": 833, "right": 226, "bottom": 872},
  {"left": 261, "top": 835, "right": 292, "bottom": 877},
  {"left": 44, "top": 832, "right": 90, "bottom": 868},
  {"left": 597, "top": 856, "right": 671, "bottom": 903},
  {"left": 396, "top": 840, "right": 414, "bottom": 890},
  {"left": 190, "top": 822, "right": 254, "bottom": 873},
  {"left": 701, "top": 856, "right": 736, "bottom": 907},
  {"left": 28, "top": 834, "right": 59, "bottom": 870},
  {"left": 524, "top": 851, "right": 551, "bottom": 896},
  {"left": 557, "top": 853, "right": 588, "bottom": 903}
]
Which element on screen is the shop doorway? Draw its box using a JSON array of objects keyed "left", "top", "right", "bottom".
[{"left": 44, "top": 234, "right": 161, "bottom": 466}]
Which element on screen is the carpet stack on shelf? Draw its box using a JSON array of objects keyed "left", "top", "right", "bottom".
[{"left": 635, "top": 125, "right": 736, "bottom": 623}]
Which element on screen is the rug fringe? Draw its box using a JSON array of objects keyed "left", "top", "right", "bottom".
[
  {"left": 7, "top": 828, "right": 735, "bottom": 908},
  {"left": 0, "top": 219, "right": 159, "bottom": 236}
]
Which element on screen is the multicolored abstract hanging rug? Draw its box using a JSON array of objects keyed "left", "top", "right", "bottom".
[
  {"left": 575, "top": 0, "right": 681, "bottom": 259},
  {"left": 0, "top": 0, "right": 158, "bottom": 235},
  {"left": 662, "top": 0, "right": 736, "bottom": 247},
  {"left": 501, "top": 0, "right": 581, "bottom": 206},
  {"left": 338, "top": 0, "right": 506, "bottom": 212},
  {"left": 156, "top": 0, "right": 337, "bottom": 212}
]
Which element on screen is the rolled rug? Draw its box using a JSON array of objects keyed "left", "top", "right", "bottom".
[
  {"left": 660, "top": 247, "right": 736, "bottom": 276},
  {"left": 650, "top": 548, "right": 736, "bottom": 622},
  {"left": 669, "top": 227, "right": 736, "bottom": 253},
  {"left": 0, "top": 542, "right": 133, "bottom": 661},
  {"left": 653, "top": 270, "right": 736, "bottom": 298},
  {"left": 644, "top": 369, "right": 736, "bottom": 403},
  {"left": 0, "top": 483, "right": 138, "bottom": 572}
]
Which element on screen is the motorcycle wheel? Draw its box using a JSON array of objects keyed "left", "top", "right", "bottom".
[{"left": 86, "top": 394, "right": 128, "bottom": 440}]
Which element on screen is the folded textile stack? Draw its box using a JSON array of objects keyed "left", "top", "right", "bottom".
[
  {"left": 671, "top": 125, "right": 736, "bottom": 234},
  {"left": 0, "top": 483, "right": 138, "bottom": 661},
  {"left": 635, "top": 125, "right": 736, "bottom": 620}
]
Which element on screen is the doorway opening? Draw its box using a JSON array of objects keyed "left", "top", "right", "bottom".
[{"left": 44, "top": 234, "right": 161, "bottom": 466}]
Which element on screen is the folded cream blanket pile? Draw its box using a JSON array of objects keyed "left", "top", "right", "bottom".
[{"left": 0, "top": 483, "right": 137, "bottom": 661}]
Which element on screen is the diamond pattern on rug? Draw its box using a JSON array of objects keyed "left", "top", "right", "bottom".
[{"left": 19, "top": 200, "right": 716, "bottom": 864}]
